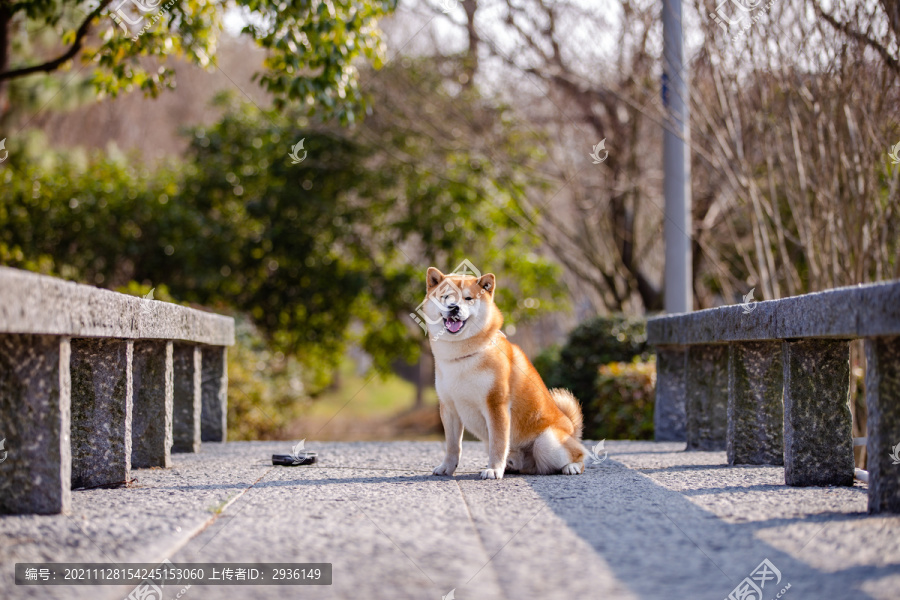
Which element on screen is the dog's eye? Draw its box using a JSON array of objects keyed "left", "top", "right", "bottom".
[{"left": 465, "top": 297, "right": 473, "bottom": 301}]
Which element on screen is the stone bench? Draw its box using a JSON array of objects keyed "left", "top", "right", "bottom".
[
  {"left": 0, "top": 267, "right": 234, "bottom": 515},
  {"left": 648, "top": 280, "right": 900, "bottom": 513}
]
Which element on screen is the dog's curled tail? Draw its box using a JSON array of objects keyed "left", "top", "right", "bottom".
[{"left": 550, "top": 388, "right": 583, "bottom": 440}]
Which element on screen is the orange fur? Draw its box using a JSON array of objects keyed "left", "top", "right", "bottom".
[{"left": 424, "top": 267, "right": 586, "bottom": 479}]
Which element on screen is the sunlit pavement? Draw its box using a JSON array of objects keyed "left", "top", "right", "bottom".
[{"left": 2, "top": 440, "right": 899, "bottom": 599}]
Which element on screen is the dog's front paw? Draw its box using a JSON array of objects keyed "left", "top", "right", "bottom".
[
  {"left": 562, "top": 462, "right": 584, "bottom": 475},
  {"left": 433, "top": 462, "right": 457, "bottom": 476},
  {"left": 480, "top": 468, "right": 504, "bottom": 480}
]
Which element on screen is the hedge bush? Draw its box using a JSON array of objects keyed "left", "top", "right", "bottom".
[
  {"left": 535, "top": 315, "right": 653, "bottom": 440},
  {"left": 584, "top": 358, "right": 656, "bottom": 440}
]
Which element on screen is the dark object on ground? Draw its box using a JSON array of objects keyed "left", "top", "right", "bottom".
[{"left": 272, "top": 452, "right": 318, "bottom": 466}]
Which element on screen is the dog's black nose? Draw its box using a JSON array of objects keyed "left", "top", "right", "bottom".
[{"left": 448, "top": 303, "right": 460, "bottom": 315}]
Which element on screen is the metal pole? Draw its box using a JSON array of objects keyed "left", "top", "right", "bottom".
[{"left": 662, "top": 0, "right": 692, "bottom": 314}]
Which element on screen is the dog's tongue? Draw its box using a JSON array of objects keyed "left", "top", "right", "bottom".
[{"left": 445, "top": 319, "right": 463, "bottom": 333}]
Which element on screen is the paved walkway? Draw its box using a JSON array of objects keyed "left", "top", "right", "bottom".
[{"left": 2, "top": 441, "right": 899, "bottom": 599}]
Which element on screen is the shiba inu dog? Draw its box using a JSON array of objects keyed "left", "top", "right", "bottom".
[{"left": 423, "top": 266, "right": 587, "bottom": 479}]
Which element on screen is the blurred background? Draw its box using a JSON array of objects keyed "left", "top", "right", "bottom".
[{"left": 0, "top": 0, "right": 897, "bottom": 445}]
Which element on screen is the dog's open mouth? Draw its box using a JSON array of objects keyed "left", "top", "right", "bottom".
[{"left": 444, "top": 315, "right": 466, "bottom": 334}]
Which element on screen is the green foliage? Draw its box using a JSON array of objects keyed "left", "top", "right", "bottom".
[
  {"left": 115, "top": 280, "right": 178, "bottom": 303},
  {"left": 245, "top": 0, "right": 394, "bottom": 124},
  {"left": 177, "top": 87, "right": 564, "bottom": 377},
  {"left": 583, "top": 358, "right": 656, "bottom": 441},
  {"left": 227, "top": 317, "right": 309, "bottom": 441},
  {"left": 0, "top": 58, "right": 565, "bottom": 386},
  {"left": 179, "top": 101, "right": 390, "bottom": 375},
  {"left": 4, "top": 0, "right": 396, "bottom": 123},
  {"left": 532, "top": 344, "right": 561, "bottom": 387},
  {"left": 544, "top": 315, "right": 649, "bottom": 407},
  {"left": 536, "top": 315, "right": 651, "bottom": 439},
  {"left": 0, "top": 136, "right": 186, "bottom": 288}
]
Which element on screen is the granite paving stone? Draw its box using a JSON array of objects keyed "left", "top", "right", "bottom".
[{"left": 2, "top": 441, "right": 898, "bottom": 600}]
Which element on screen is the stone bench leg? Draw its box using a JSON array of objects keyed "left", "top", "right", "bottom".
[
  {"left": 782, "top": 339, "right": 854, "bottom": 486},
  {"left": 654, "top": 346, "right": 687, "bottom": 442},
  {"left": 686, "top": 344, "right": 729, "bottom": 451},
  {"left": 132, "top": 341, "right": 173, "bottom": 468},
  {"left": 172, "top": 344, "right": 201, "bottom": 453},
  {"left": 201, "top": 346, "right": 228, "bottom": 442},
  {"left": 0, "top": 335, "right": 71, "bottom": 514},
  {"left": 865, "top": 336, "right": 900, "bottom": 513},
  {"left": 727, "top": 341, "right": 784, "bottom": 465},
  {"left": 70, "top": 339, "right": 133, "bottom": 488}
]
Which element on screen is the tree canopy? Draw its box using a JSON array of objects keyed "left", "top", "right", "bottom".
[
  {"left": 0, "top": 57, "right": 565, "bottom": 387},
  {"left": 0, "top": 0, "right": 395, "bottom": 123}
]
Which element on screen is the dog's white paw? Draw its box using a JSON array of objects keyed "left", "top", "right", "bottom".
[
  {"left": 433, "top": 463, "right": 457, "bottom": 476},
  {"left": 562, "top": 462, "right": 584, "bottom": 475},
  {"left": 480, "top": 468, "right": 504, "bottom": 480}
]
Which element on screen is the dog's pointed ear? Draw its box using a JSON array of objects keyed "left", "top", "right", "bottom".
[
  {"left": 478, "top": 273, "right": 496, "bottom": 295},
  {"left": 426, "top": 267, "right": 445, "bottom": 291}
]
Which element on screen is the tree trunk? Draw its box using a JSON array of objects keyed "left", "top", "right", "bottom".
[
  {"left": 461, "top": 0, "right": 478, "bottom": 88},
  {"left": 0, "top": 2, "right": 12, "bottom": 123}
]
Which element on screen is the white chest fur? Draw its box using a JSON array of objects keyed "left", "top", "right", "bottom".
[{"left": 435, "top": 356, "right": 496, "bottom": 442}]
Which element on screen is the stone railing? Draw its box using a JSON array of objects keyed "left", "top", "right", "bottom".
[
  {"left": 0, "top": 267, "right": 234, "bottom": 515},
  {"left": 648, "top": 280, "right": 900, "bottom": 513}
]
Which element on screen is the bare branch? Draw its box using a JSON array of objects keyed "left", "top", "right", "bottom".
[
  {"left": 815, "top": 4, "right": 900, "bottom": 75},
  {"left": 0, "top": 0, "right": 114, "bottom": 82}
]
